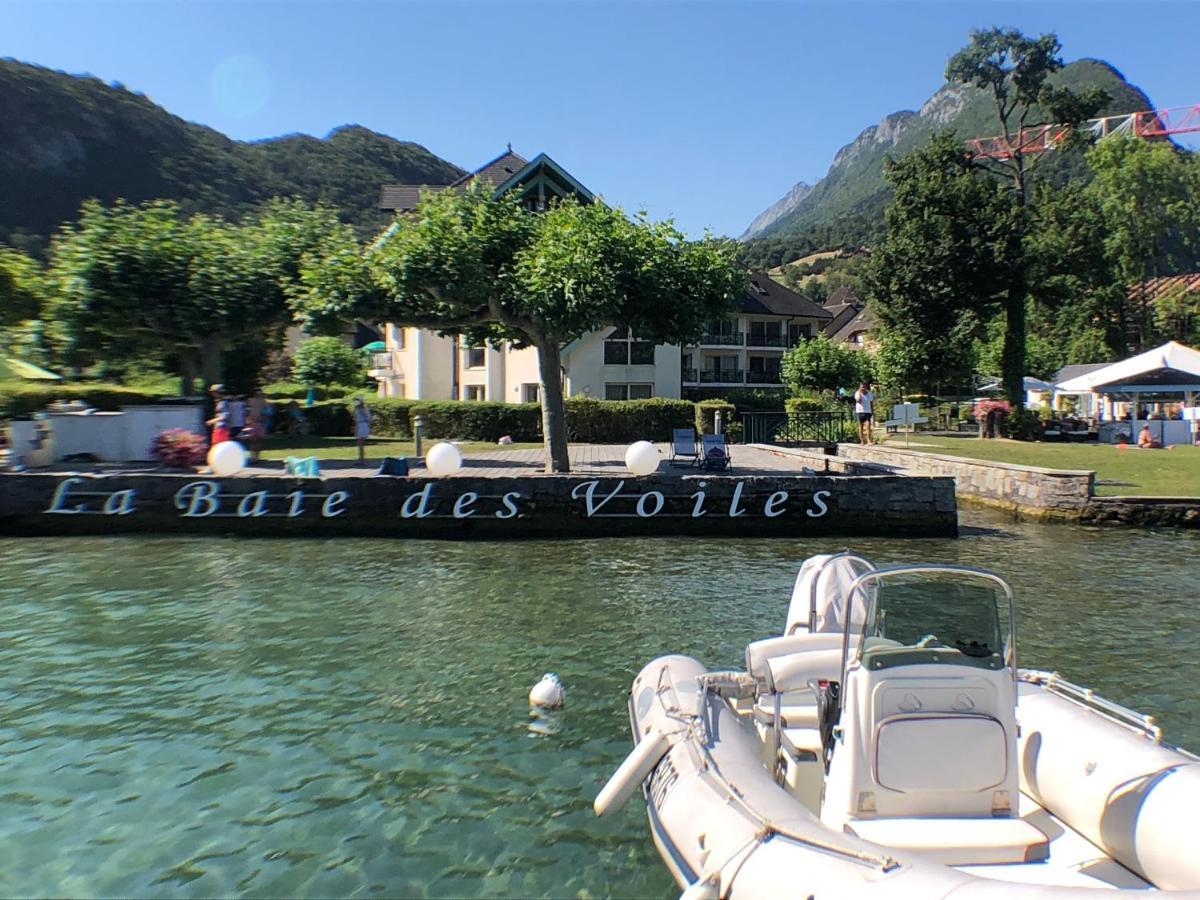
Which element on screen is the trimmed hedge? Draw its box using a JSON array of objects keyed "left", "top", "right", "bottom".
[
  {"left": 0, "top": 383, "right": 168, "bottom": 418},
  {"left": 784, "top": 396, "right": 828, "bottom": 415},
  {"left": 695, "top": 399, "right": 736, "bottom": 435},
  {"left": 262, "top": 382, "right": 357, "bottom": 401},
  {"left": 410, "top": 401, "right": 542, "bottom": 442},
  {"left": 564, "top": 398, "right": 694, "bottom": 443}
]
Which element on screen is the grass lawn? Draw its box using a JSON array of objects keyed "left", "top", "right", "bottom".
[
  {"left": 259, "top": 435, "right": 542, "bottom": 461},
  {"left": 883, "top": 436, "right": 1200, "bottom": 497}
]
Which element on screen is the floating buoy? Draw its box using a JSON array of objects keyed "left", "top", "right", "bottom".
[{"left": 529, "top": 672, "right": 565, "bottom": 709}]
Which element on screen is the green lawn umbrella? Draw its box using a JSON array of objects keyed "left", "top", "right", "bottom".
[{"left": 360, "top": 341, "right": 387, "bottom": 352}]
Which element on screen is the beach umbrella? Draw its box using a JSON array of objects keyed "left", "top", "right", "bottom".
[{"left": 360, "top": 341, "right": 386, "bottom": 352}]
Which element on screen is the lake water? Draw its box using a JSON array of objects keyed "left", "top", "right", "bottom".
[{"left": 1, "top": 512, "right": 1197, "bottom": 898}]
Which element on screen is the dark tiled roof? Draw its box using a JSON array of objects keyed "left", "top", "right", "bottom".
[
  {"left": 737, "top": 274, "right": 833, "bottom": 319},
  {"left": 1052, "top": 362, "right": 1109, "bottom": 384},
  {"left": 450, "top": 150, "right": 528, "bottom": 189},
  {"left": 380, "top": 149, "right": 530, "bottom": 211},
  {"left": 828, "top": 306, "right": 875, "bottom": 343},
  {"left": 1127, "top": 273, "right": 1200, "bottom": 301}
]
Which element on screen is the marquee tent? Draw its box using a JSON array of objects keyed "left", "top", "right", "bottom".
[{"left": 1055, "top": 341, "right": 1200, "bottom": 445}]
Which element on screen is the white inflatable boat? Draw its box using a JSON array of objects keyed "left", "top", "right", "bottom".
[{"left": 595, "top": 553, "right": 1200, "bottom": 898}]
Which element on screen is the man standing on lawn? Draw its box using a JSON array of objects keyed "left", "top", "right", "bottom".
[{"left": 854, "top": 382, "right": 874, "bottom": 444}]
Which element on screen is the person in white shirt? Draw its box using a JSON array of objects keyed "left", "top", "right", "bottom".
[
  {"left": 353, "top": 397, "right": 373, "bottom": 464},
  {"left": 854, "top": 382, "right": 874, "bottom": 444}
]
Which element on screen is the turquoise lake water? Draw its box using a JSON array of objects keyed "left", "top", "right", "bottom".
[{"left": 0, "top": 512, "right": 1197, "bottom": 897}]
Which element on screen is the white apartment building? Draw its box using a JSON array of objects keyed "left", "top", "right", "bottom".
[{"left": 368, "top": 149, "right": 831, "bottom": 401}]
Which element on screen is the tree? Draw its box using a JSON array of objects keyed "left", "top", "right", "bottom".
[
  {"left": 867, "top": 132, "right": 1008, "bottom": 393},
  {"left": 47, "top": 198, "right": 344, "bottom": 392},
  {"left": 296, "top": 188, "right": 744, "bottom": 472},
  {"left": 293, "top": 337, "right": 363, "bottom": 389},
  {"left": 946, "top": 27, "right": 1107, "bottom": 412},
  {"left": 781, "top": 335, "right": 865, "bottom": 396},
  {"left": 1085, "top": 136, "right": 1200, "bottom": 351},
  {"left": 0, "top": 246, "right": 45, "bottom": 329}
]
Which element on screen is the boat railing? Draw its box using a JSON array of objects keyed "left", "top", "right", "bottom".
[{"left": 1019, "top": 668, "right": 1182, "bottom": 749}]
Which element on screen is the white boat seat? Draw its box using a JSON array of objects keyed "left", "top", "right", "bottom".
[
  {"left": 753, "top": 699, "right": 818, "bottom": 729},
  {"left": 780, "top": 727, "right": 822, "bottom": 762},
  {"left": 845, "top": 817, "right": 1049, "bottom": 866}
]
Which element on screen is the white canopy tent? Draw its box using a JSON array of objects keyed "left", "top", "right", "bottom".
[{"left": 1055, "top": 341, "right": 1200, "bottom": 445}]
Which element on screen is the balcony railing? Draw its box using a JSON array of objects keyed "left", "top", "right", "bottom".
[
  {"left": 696, "top": 369, "right": 745, "bottom": 384},
  {"left": 697, "top": 332, "right": 744, "bottom": 346},
  {"left": 746, "top": 332, "right": 786, "bottom": 348},
  {"left": 746, "top": 369, "right": 782, "bottom": 384}
]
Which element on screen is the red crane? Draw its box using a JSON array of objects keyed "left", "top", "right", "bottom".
[{"left": 966, "top": 104, "right": 1200, "bottom": 160}]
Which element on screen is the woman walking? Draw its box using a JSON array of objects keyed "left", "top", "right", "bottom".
[{"left": 353, "top": 398, "right": 372, "bottom": 464}]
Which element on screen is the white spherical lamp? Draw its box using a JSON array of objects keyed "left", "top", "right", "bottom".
[
  {"left": 625, "top": 440, "right": 660, "bottom": 476},
  {"left": 425, "top": 441, "right": 463, "bottom": 477},
  {"left": 208, "top": 441, "right": 246, "bottom": 476}
]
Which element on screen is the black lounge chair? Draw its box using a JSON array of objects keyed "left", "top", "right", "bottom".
[
  {"left": 670, "top": 428, "right": 700, "bottom": 467},
  {"left": 700, "top": 433, "right": 732, "bottom": 472}
]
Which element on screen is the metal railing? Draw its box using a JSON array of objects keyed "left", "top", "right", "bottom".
[
  {"left": 740, "top": 410, "right": 847, "bottom": 444},
  {"left": 696, "top": 369, "right": 745, "bottom": 384},
  {"left": 698, "top": 332, "right": 744, "bottom": 346},
  {"left": 369, "top": 351, "right": 396, "bottom": 371},
  {"left": 746, "top": 369, "right": 782, "bottom": 384},
  {"left": 746, "top": 332, "right": 786, "bottom": 348}
]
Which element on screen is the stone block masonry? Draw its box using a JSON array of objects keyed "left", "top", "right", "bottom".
[{"left": 0, "top": 470, "right": 957, "bottom": 539}]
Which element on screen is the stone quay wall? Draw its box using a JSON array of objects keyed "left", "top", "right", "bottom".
[
  {"left": 759, "top": 444, "right": 1093, "bottom": 519},
  {"left": 0, "top": 470, "right": 958, "bottom": 539}
]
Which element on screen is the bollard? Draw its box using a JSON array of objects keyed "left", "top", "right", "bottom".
[
  {"left": 413, "top": 414, "right": 425, "bottom": 459},
  {"left": 713, "top": 410, "right": 723, "bottom": 435}
]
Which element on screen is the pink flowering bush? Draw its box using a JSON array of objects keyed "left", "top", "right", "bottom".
[
  {"left": 972, "top": 398, "right": 1011, "bottom": 419},
  {"left": 150, "top": 428, "right": 207, "bottom": 467}
]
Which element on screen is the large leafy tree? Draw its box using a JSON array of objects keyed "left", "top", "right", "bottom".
[
  {"left": 293, "top": 336, "right": 363, "bottom": 390},
  {"left": 0, "top": 246, "right": 45, "bottom": 329},
  {"left": 296, "top": 188, "right": 745, "bottom": 472},
  {"left": 867, "top": 132, "right": 1009, "bottom": 394},
  {"left": 47, "top": 198, "right": 344, "bottom": 392},
  {"left": 946, "top": 27, "right": 1107, "bottom": 411},
  {"left": 1085, "top": 136, "right": 1200, "bottom": 351},
  {"left": 781, "top": 335, "right": 866, "bottom": 396}
]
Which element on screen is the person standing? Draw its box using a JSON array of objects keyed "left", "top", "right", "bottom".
[
  {"left": 228, "top": 394, "right": 247, "bottom": 440},
  {"left": 854, "top": 382, "right": 874, "bottom": 444},
  {"left": 206, "top": 384, "right": 231, "bottom": 445},
  {"left": 353, "top": 397, "right": 372, "bottom": 464}
]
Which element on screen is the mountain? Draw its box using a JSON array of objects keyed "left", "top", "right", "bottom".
[
  {"left": 741, "top": 59, "right": 1156, "bottom": 251},
  {"left": 739, "top": 180, "right": 812, "bottom": 240},
  {"left": 0, "top": 58, "right": 464, "bottom": 253}
]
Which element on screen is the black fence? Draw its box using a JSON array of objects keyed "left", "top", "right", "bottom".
[{"left": 740, "top": 410, "right": 848, "bottom": 445}]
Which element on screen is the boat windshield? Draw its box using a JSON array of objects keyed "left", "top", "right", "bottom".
[{"left": 844, "top": 566, "right": 1015, "bottom": 676}]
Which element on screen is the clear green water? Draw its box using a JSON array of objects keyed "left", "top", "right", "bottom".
[{"left": 0, "top": 512, "right": 1198, "bottom": 898}]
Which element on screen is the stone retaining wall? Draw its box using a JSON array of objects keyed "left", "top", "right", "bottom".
[
  {"left": 1079, "top": 497, "right": 1200, "bottom": 528},
  {"left": 0, "top": 470, "right": 958, "bottom": 539}
]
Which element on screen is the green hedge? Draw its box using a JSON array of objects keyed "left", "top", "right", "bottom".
[
  {"left": 262, "top": 382, "right": 357, "bottom": 401},
  {"left": 695, "top": 399, "right": 736, "bottom": 435},
  {"left": 784, "top": 396, "right": 829, "bottom": 415},
  {"left": 410, "top": 401, "right": 542, "bottom": 442},
  {"left": 564, "top": 398, "right": 694, "bottom": 443},
  {"left": 0, "top": 383, "right": 169, "bottom": 418}
]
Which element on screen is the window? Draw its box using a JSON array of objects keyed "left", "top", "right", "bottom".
[
  {"left": 465, "top": 385, "right": 485, "bottom": 401},
  {"left": 465, "top": 346, "right": 485, "bottom": 369},
  {"left": 604, "top": 327, "right": 655, "bottom": 365},
  {"left": 604, "top": 383, "right": 654, "bottom": 401},
  {"left": 522, "top": 383, "right": 540, "bottom": 403},
  {"left": 630, "top": 340, "right": 655, "bottom": 365},
  {"left": 749, "top": 320, "right": 782, "bottom": 346},
  {"left": 788, "top": 322, "right": 811, "bottom": 345}
]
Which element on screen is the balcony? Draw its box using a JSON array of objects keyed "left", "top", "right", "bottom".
[
  {"left": 695, "top": 368, "right": 745, "bottom": 385},
  {"left": 696, "top": 332, "right": 744, "bottom": 347},
  {"left": 368, "top": 350, "right": 400, "bottom": 378},
  {"left": 746, "top": 369, "right": 783, "bottom": 385},
  {"left": 746, "top": 332, "right": 787, "bottom": 348}
]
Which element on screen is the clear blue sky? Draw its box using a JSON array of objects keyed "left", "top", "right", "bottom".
[{"left": 6, "top": 1, "right": 1200, "bottom": 237}]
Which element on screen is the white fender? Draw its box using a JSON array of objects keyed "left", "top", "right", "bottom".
[{"left": 594, "top": 728, "right": 671, "bottom": 816}]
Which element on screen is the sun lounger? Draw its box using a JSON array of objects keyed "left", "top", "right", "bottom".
[
  {"left": 700, "top": 433, "right": 732, "bottom": 472},
  {"left": 670, "top": 428, "right": 700, "bottom": 467}
]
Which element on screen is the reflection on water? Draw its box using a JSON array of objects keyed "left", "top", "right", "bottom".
[{"left": 0, "top": 510, "right": 1196, "bottom": 897}]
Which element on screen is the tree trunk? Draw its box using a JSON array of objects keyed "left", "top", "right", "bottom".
[
  {"left": 535, "top": 338, "right": 570, "bottom": 473},
  {"left": 199, "top": 334, "right": 224, "bottom": 387},
  {"left": 1001, "top": 284, "right": 1026, "bottom": 418},
  {"left": 178, "top": 351, "right": 197, "bottom": 397}
]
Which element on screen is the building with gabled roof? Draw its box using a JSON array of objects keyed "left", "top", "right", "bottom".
[{"left": 368, "top": 149, "right": 830, "bottom": 403}]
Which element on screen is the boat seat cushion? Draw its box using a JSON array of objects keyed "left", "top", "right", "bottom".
[
  {"left": 781, "top": 727, "right": 822, "bottom": 761},
  {"left": 754, "top": 697, "right": 818, "bottom": 729},
  {"left": 845, "top": 817, "right": 1049, "bottom": 865}
]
